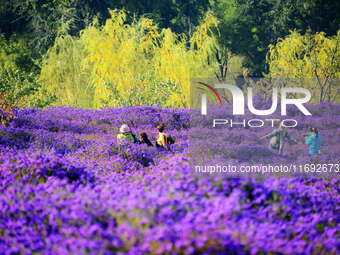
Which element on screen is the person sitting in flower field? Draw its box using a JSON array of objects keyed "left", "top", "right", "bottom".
[
  {"left": 117, "top": 124, "right": 140, "bottom": 144},
  {"left": 155, "top": 124, "right": 175, "bottom": 150},
  {"left": 116, "top": 124, "right": 155, "bottom": 167},
  {"left": 139, "top": 132, "right": 153, "bottom": 146},
  {"left": 260, "top": 122, "right": 298, "bottom": 155},
  {"left": 305, "top": 127, "right": 322, "bottom": 155}
]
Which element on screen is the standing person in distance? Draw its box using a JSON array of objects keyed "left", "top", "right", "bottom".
[
  {"left": 305, "top": 127, "right": 322, "bottom": 155},
  {"left": 260, "top": 122, "right": 298, "bottom": 155}
]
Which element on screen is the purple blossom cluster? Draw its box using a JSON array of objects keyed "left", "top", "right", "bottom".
[{"left": 0, "top": 104, "right": 339, "bottom": 254}]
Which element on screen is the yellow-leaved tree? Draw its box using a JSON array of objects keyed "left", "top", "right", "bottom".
[
  {"left": 39, "top": 35, "right": 94, "bottom": 108},
  {"left": 80, "top": 9, "right": 218, "bottom": 108},
  {"left": 40, "top": 10, "right": 217, "bottom": 108},
  {"left": 267, "top": 30, "right": 340, "bottom": 103},
  {"left": 39, "top": 9, "right": 219, "bottom": 108}
]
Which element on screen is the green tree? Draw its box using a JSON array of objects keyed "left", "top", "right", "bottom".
[
  {"left": 212, "top": 0, "right": 340, "bottom": 76},
  {"left": 212, "top": 0, "right": 275, "bottom": 75},
  {"left": 0, "top": 35, "right": 44, "bottom": 109},
  {"left": 1, "top": 0, "right": 212, "bottom": 57}
]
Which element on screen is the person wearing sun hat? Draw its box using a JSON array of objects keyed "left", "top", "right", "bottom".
[{"left": 117, "top": 124, "right": 140, "bottom": 144}]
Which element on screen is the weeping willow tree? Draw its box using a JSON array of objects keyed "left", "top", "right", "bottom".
[
  {"left": 39, "top": 35, "right": 94, "bottom": 108},
  {"left": 153, "top": 12, "right": 219, "bottom": 107},
  {"left": 40, "top": 9, "right": 219, "bottom": 108},
  {"left": 267, "top": 30, "right": 340, "bottom": 103}
]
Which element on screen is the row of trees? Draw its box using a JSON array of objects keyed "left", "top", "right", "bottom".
[
  {"left": 0, "top": 0, "right": 339, "bottom": 110},
  {"left": 0, "top": 0, "right": 210, "bottom": 57},
  {"left": 1, "top": 0, "right": 339, "bottom": 74}
]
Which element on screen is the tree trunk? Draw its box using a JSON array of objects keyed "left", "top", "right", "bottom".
[
  {"left": 319, "top": 86, "right": 324, "bottom": 103},
  {"left": 188, "top": 16, "right": 192, "bottom": 38}
]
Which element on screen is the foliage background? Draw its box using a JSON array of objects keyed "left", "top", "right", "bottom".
[{"left": 0, "top": 0, "right": 339, "bottom": 110}]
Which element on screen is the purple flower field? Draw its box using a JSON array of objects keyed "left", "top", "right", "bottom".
[{"left": 0, "top": 104, "right": 339, "bottom": 255}]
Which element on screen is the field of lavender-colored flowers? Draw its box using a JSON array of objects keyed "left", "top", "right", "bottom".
[{"left": 0, "top": 103, "right": 339, "bottom": 255}]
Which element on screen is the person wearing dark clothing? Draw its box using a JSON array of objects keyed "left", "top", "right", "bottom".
[{"left": 139, "top": 132, "right": 153, "bottom": 146}]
